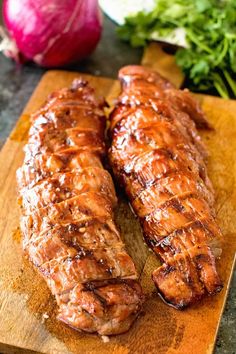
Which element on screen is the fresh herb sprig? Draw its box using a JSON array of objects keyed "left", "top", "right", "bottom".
[{"left": 117, "top": 0, "right": 236, "bottom": 98}]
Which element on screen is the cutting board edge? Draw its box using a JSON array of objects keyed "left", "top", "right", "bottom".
[{"left": 212, "top": 253, "right": 236, "bottom": 353}]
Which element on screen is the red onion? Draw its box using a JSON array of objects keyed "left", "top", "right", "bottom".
[{"left": 1, "top": 0, "right": 102, "bottom": 67}]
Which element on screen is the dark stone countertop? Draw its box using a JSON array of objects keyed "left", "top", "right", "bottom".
[{"left": 0, "top": 11, "right": 235, "bottom": 354}]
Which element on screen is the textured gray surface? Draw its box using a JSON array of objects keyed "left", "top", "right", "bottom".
[
  {"left": 0, "top": 13, "right": 142, "bottom": 147},
  {"left": 0, "top": 10, "right": 235, "bottom": 354}
]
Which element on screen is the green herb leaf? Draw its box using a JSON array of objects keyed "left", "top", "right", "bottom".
[{"left": 117, "top": 0, "right": 236, "bottom": 98}]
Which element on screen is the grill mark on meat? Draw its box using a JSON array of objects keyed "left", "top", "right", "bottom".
[
  {"left": 17, "top": 79, "right": 143, "bottom": 335},
  {"left": 143, "top": 216, "right": 221, "bottom": 252},
  {"left": 116, "top": 145, "right": 212, "bottom": 201},
  {"left": 109, "top": 65, "right": 222, "bottom": 308},
  {"left": 20, "top": 168, "right": 117, "bottom": 213},
  {"left": 112, "top": 96, "right": 207, "bottom": 159},
  {"left": 142, "top": 192, "right": 199, "bottom": 220},
  {"left": 156, "top": 241, "right": 217, "bottom": 293},
  {"left": 142, "top": 197, "right": 214, "bottom": 243},
  {"left": 132, "top": 172, "right": 214, "bottom": 218},
  {"left": 22, "top": 215, "right": 123, "bottom": 249},
  {"left": 17, "top": 151, "right": 104, "bottom": 191},
  {"left": 56, "top": 279, "right": 144, "bottom": 334},
  {"left": 56, "top": 233, "right": 118, "bottom": 277},
  {"left": 27, "top": 127, "right": 105, "bottom": 158},
  {"left": 92, "top": 289, "right": 108, "bottom": 308}
]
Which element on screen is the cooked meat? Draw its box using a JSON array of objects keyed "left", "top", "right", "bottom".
[
  {"left": 17, "top": 79, "right": 143, "bottom": 335},
  {"left": 109, "top": 65, "right": 222, "bottom": 309}
]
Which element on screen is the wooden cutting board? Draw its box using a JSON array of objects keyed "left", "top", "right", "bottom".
[{"left": 0, "top": 44, "right": 235, "bottom": 354}]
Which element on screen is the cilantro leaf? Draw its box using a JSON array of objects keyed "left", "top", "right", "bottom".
[{"left": 117, "top": 0, "right": 236, "bottom": 98}]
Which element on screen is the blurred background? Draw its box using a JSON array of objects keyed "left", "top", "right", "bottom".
[{"left": 0, "top": 0, "right": 143, "bottom": 148}]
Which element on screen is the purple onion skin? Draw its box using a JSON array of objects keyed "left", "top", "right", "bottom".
[{"left": 3, "top": 0, "right": 102, "bottom": 67}]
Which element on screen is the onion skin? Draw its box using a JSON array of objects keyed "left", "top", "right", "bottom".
[{"left": 3, "top": 0, "right": 102, "bottom": 67}]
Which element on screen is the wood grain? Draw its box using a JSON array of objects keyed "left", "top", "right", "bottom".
[
  {"left": 142, "top": 43, "right": 184, "bottom": 87},
  {"left": 0, "top": 44, "right": 235, "bottom": 354}
]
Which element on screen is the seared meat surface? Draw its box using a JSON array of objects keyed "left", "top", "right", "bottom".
[
  {"left": 109, "top": 66, "right": 222, "bottom": 309},
  {"left": 17, "top": 79, "right": 143, "bottom": 335}
]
